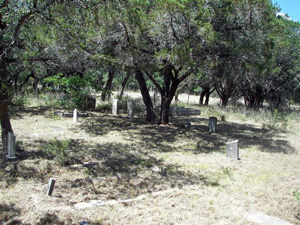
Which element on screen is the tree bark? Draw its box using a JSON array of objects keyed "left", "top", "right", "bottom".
[
  {"left": 199, "top": 90, "right": 205, "bottom": 105},
  {"left": 0, "top": 58, "right": 13, "bottom": 153},
  {"left": 135, "top": 69, "right": 156, "bottom": 123},
  {"left": 219, "top": 94, "right": 229, "bottom": 108},
  {"left": 0, "top": 94, "right": 13, "bottom": 152},
  {"left": 205, "top": 91, "right": 210, "bottom": 105},
  {"left": 101, "top": 66, "right": 115, "bottom": 101},
  {"left": 119, "top": 69, "right": 131, "bottom": 99},
  {"left": 254, "top": 85, "right": 264, "bottom": 110},
  {"left": 159, "top": 65, "right": 179, "bottom": 124}
]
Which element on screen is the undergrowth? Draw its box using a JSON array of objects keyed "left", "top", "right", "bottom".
[{"left": 42, "top": 139, "right": 71, "bottom": 166}]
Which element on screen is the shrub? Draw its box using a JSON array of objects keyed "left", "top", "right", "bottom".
[
  {"left": 12, "top": 95, "right": 27, "bottom": 106},
  {"left": 44, "top": 74, "right": 97, "bottom": 110}
]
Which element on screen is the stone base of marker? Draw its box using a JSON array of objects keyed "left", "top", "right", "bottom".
[
  {"left": 226, "top": 140, "right": 239, "bottom": 160},
  {"left": 47, "top": 178, "right": 56, "bottom": 196},
  {"left": 209, "top": 117, "right": 217, "bottom": 133}
]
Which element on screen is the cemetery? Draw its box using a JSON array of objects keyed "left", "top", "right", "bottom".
[
  {"left": 0, "top": 94, "right": 299, "bottom": 224},
  {"left": 0, "top": 0, "right": 299, "bottom": 224}
]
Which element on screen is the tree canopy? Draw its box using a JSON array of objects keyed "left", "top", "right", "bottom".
[{"left": 0, "top": 0, "right": 300, "bottom": 150}]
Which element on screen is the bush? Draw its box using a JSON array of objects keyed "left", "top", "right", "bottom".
[
  {"left": 44, "top": 74, "right": 97, "bottom": 110},
  {"left": 12, "top": 95, "right": 27, "bottom": 106}
]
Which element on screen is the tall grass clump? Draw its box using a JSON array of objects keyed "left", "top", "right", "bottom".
[
  {"left": 25, "top": 92, "right": 61, "bottom": 108},
  {"left": 42, "top": 139, "right": 71, "bottom": 166},
  {"left": 260, "top": 109, "right": 288, "bottom": 131},
  {"left": 217, "top": 164, "right": 234, "bottom": 179}
]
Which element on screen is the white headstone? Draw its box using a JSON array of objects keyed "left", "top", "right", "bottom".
[
  {"left": 209, "top": 117, "right": 217, "bottom": 132},
  {"left": 7, "top": 132, "right": 16, "bottom": 159},
  {"left": 73, "top": 109, "right": 78, "bottom": 122},
  {"left": 127, "top": 100, "right": 134, "bottom": 118},
  {"left": 112, "top": 99, "right": 118, "bottom": 115},
  {"left": 226, "top": 140, "right": 239, "bottom": 160}
]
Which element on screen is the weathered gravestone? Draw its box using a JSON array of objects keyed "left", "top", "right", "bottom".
[
  {"left": 209, "top": 117, "right": 217, "bottom": 133},
  {"left": 183, "top": 122, "right": 192, "bottom": 129},
  {"left": 54, "top": 111, "right": 88, "bottom": 118},
  {"left": 73, "top": 109, "right": 78, "bottom": 122},
  {"left": 64, "top": 112, "right": 73, "bottom": 118},
  {"left": 161, "top": 167, "right": 167, "bottom": 176},
  {"left": 112, "top": 99, "right": 118, "bottom": 116},
  {"left": 54, "top": 111, "right": 64, "bottom": 117},
  {"left": 7, "top": 132, "right": 17, "bottom": 159},
  {"left": 226, "top": 140, "right": 239, "bottom": 160},
  {"left": 127, "top": 100, "right": 134, "bottom": 118},
  {"left": 47, "top": 178, "right": 56, "bottom": 196}
]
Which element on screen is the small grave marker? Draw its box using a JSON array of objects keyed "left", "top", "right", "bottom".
[
  {"left": 209, "top": 117, "right": 217, "bottom": 133},
  {"left": 73, "top": 109, "right": 78, "bottom": 122},
  {"left": 161, "top": 167, "right": 167, "bottom": 176},
  {"left": 47, "top": 178, "right": 56, "bottom": 196},
  {"left": 7, "top": 132, "right": 17, "bottom": 159},
  {"left": 183, "top": 122, "right": 191, "bottom": 129},
  {"left": 226, "top": 140, "right": 239, "bottom": 160},
  {"left": 83, "top": 162, "right": 99, "bottom": 167},
  {"left": 112, "top": 99, "right": 118, "bottom": 115},
  {"left": 64, "top": 112, "right": 73, "bottom": 118},
  {"left": 127, "top": 99, "right": 134, "bottom": 118}
]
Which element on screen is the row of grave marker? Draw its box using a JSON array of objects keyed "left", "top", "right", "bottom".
[
  {"left": 112, "top": 99, "right": 133, "bottom": 118},
  {"left": 60, "top": 99, "right": 202, "bottom": 120}
]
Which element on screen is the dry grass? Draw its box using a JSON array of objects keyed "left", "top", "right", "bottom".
[{"left": 0, "top": 94, "right": 299, "bottom": 225}]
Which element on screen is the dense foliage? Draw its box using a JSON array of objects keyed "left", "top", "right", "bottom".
[{"left": 0, "top": 0, "right": 299, "bottom": 145}]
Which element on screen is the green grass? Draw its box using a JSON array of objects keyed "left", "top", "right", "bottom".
[
  {"left": 42, "top": 139, "right": 71, "bottom": 166},
  {"left": 293, "top": 190, "right": 300, "bottom": 201},
  {"left": 217, "top": 164, "right": 234, "bottom": 179}
]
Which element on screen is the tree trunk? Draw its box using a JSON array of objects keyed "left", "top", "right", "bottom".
[
  {"left": 159, "top": 65, "right": 179, "bottom": 124},
  {"left": 254, "top": 86, "right": 264, "bottom": 110},
  {"left": 135, "top": 69, "right": 156, "bottom": 123},
  {"left": 119, "top": 69, "right": 131, "bottom": 99},
  {"left": 220, "top": 95, "right": 229, "bottom": 108},
  {"left": 0, "top": 59, "right": 14, "bottom": 153},
  {"left": 205, "top": 92, "right": 210, "bottom": 105},
  {"left": 199, "top": 90, "right": 206, "bottom": 105},
  {"left": 161, "top": 99, "right": 171, "bottom": 124},
  {"left": 0, "top": 95, "right": 13, "bottom": 152},
  {"left": 175, "top": 93, "right": 180, "bottom": 103},
  {"left": 101, "top": 66, "right": 115, "bottom": 101}
]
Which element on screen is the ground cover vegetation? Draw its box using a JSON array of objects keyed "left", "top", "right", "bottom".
[
  {"left": 0, "top": 96, "right": 299, "bottom": 224},
  {"left": 0, "top": 0, "right": 299, "bottom": 224}
]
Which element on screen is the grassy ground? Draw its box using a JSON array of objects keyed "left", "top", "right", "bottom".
[{"left": 0, "top": 94, "right": 299, "bottom": 224}]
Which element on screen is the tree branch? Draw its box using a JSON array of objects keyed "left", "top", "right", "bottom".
[
  {"left": 144, "top": 70, "right": 163, "bottom": 94},
  {"left": 0, "top": 0, "right": 8, "bottom": 10},
  {"left": 178, "top": 68, "right": 193, "bottom": 83}
]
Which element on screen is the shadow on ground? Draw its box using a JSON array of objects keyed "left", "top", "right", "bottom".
[
  {"left": 61, "top": 142, "right": 219, "bottom": 200},
  {"left": 1, "top": 108, "right": 296, "bottom": 202},
  {"left": 0, "top": 203, "right": 27, "bottom": 225}
]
